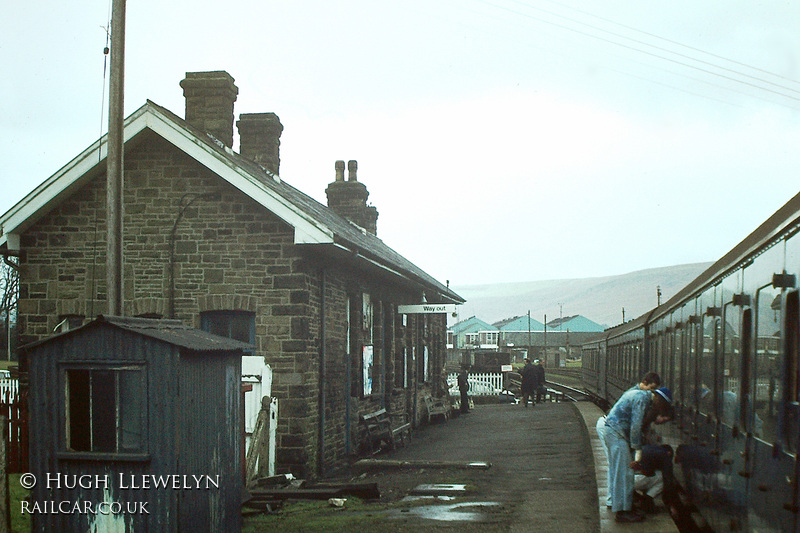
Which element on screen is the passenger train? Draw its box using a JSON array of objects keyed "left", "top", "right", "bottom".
[{"left": 582, "top": 190, "right": 800, "bottom": 533}]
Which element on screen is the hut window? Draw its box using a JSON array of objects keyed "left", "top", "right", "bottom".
[
  {"left": 65, "top": 366, "right": 145, "bottom": 453},
  {"left": 201, "top": 311, "right": 255, "bottom": 354}
]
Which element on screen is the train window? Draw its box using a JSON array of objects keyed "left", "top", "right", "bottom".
[
  {"left": 721, "top": 304, "right": 741, "bottom": 428},
  {"left": 784, "top": 290, "right": 798, "bottom": 452},
  {"left": 665, "top": 330, "right": 673, "bottom": 401},
  {"left": 740, "top": 308, "right": 752, "bottom": 431},
  {"left": 754, "top": 286, "right": 780, "bottom": 442},
  {"left": 699, "top": 317, "right": 717, "bottom": 417},
  {"left": 673, "top": 327, "right": 683, "bottom": 406},
  {"left": 686, "top": 321, "right": 698, "bottom": 411}
]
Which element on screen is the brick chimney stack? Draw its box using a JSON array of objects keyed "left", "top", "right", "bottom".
[
  {"left": 326, "top": 160, "right": 378, "bottom": 235},
  {"left": 237, "top": 113, "right": 283, "bottom": 175},
  {"left": 179, "top": 71, "right": 238, "bottom": 148}
]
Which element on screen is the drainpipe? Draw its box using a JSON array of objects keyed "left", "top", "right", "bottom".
[
  {"left": 380, "top": 301, "right": 386, "bottom": 409},
  {"left": 345, "top": 296, "right": 351, "bottom": 456},
  {"left": 168, "top": 193, "right": 217, "bottom": 318},
  {"left": 318, "top": 269, "right": 326, "bottom": 477},
  {"left": 412, "top": 316, "right": 417, "bottom": 427}
]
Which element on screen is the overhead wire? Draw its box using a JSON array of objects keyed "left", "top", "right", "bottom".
[
  {"left": 467, "top": 0, "right": 800, "bottom": 109},
  {"left": 541, "top": 0, "right": 800, "bottom": 89},
  {"left": 515, "top": 0, "right": 800, "bottom": 99}
]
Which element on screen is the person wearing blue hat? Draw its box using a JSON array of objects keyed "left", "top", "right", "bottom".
[
  {"left": 654, "top": 387, "right": 672, "bottom": 405},
  {"left": 632, "top": 386, "right": 675, "bottom": 514},
  {"left": 603, "top": 382, "right": 654, "bottom": 522}
]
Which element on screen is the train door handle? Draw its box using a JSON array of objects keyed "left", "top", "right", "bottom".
[
  {"left": 757, "top": 484, "right": 769, "bottom": 492},
  {"left": 783, "top": 503, "right": 799, "bottom": 513},
  {"left": 738, "top": 471, "right": 751, "bottom": 478}
]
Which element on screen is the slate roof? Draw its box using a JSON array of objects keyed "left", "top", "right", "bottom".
[
  {"left": 0, "top": 100, "right": 463, "bottom": 305},
  {"left": 152, "top": 101, "right": 463, "bottom": 303}
]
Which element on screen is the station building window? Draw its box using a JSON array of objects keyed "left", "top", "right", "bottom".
[{"left": 200, "top": 310, "right": 255, "bottom": 354}]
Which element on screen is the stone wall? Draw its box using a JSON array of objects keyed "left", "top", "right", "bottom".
[{"left": 16, "top": 131, "right": 450, "bottom": 478}]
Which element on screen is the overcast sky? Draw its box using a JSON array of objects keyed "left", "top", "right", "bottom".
[{"left": 2, "top": 1, "right": 799, "bottom": 287}]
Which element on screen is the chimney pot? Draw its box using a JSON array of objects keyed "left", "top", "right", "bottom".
[
  {"left": 180, "top": 71, "right": 238, "bottom": 148},
  {"left": 347, "top": 160, "right": 358, "bottom": 182},
  {"left": 326, "top": 159, "right": 378, "bottom": 235},
  {"left": 237, "top": 112, "right": 283, "bottom": 175}
]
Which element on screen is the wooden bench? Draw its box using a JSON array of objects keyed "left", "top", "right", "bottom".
[
  {"left": 423, "top": 394, "right": 450, "bottom": 423},
  {"left": 359, "top": 408, "right": 411, "bottom": 455}
]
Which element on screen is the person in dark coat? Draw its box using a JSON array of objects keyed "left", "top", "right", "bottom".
[
  {"left": 520, "top": 358, "right": 537, "bottom": 407},
  {"left": 457, "top": 366, "right": 470, "bottom": 413},
  {"left": 533, "top": 359, "right": 546, "bottom": 404}
]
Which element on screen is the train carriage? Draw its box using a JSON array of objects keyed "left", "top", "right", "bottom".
[{"left": 582, "top": 190, "right": 800, "bottom": 533}]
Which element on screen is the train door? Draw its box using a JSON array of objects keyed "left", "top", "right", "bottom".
[
  {"left": 786, "top": 234, "right": 800, "bottom": 533},
  {"left": 747, "top": 281, "right": 785, "bottom": 531},
  {"left": 739, "top": 302, "right": 755, "bottom": 532},
  {"left": 782, "top": 289, "right": 799, "bottom": 533},
  {"left": 665, "top": 317, "right": 678, "bottom": 443},
  {"left": 694, "top": 293, "right": 720, "bottom": 531},
  {"left": 716, "top": 287, "right": 748, "bottom": 532},
  {"left": 599, "top": 341, "right": 608, "bottom": 404}
]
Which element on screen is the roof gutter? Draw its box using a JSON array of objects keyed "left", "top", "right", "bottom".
[{"left": 328, "top": 241, "right": 463, "bottom": 304}]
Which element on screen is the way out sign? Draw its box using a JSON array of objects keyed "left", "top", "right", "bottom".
[{"left": 397, "top": 304, "right": 458, "bottom": 315}]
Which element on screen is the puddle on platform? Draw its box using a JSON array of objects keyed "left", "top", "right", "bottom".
[
  {"left": 386, "top": 501, "right": 502, "bottom": 522},
  {"left": 400, "top": 495, "right": 457, "bottom": 503},
  {"left": 409, "top": 483, "right": 468, "bottom": 496}
]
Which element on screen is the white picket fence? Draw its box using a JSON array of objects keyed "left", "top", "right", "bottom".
[
  {"left": 447, "top": 372, "right": 504, "bottom": 396},
  {"left": 0, "top": 378, "right": 18, "bottom": 400}
]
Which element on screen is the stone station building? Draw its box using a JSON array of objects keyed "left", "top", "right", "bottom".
[{"left": 0, "top": 70, "right": 463, "bottom": 478}]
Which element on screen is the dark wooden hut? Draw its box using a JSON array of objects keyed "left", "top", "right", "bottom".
[{"left": 23, "top": 315, "right": 247, "bottom": 532}]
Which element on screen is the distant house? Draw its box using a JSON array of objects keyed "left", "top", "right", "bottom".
[
  {"left": 1, "top": 70, "right": 463, "bottom": 478},
  {"left": 446, "top": 316, "right": 498, "bottom": 370},
  {"left": 494, "top": 314, "right": 545, "bottom": 333},
  {"left": 448, "top": 316, "right": 498, "bottom": 349},
  {"left": 522, "top": 314, "right": 605, "bottom": 366},
  {"left": 490, "top": 315, "right": 545, "bottom": 362},
  {"left": 449, "top": 313, "right": 605, "bottom": 368},
  {"left": 546, "top": 314, "right": 604, "bottom": 333}
]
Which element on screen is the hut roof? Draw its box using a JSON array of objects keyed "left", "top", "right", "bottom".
[{"left": 22, "top": 315, "right": 254, "bottom": 353}]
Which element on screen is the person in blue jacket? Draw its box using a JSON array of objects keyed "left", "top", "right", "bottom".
[{"left": 603, "top": 384, "right": 654, "bottom": 523}]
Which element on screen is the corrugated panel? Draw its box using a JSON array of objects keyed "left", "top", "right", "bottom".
[
  {"left": 178, "top": 352, "right": 242, "bottom": 532},
  {"left": 26, "top": 323, "right": 243, "bottom": 532},
  {"left": 23, "top": 315, "right": 254, "bottom": 353}
]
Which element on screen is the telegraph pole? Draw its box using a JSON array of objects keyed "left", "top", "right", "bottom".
[
  {"left": 107, "top": 0, "right": 126, "bottom": 315},
  {"left": 527, "top": 310, "right": 532, "bottom": 360},
  {"left": 543, "top": 314, "right": 547, "bottom": 364}
]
